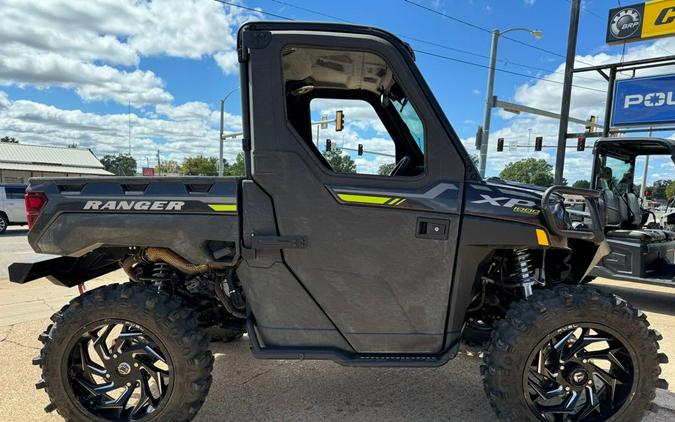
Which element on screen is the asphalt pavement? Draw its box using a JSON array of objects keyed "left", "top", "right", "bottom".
[{"left": 2, "top": 228, "right": 675, "bottom": 421}]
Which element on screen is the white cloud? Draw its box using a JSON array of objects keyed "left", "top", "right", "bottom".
[
  {"left": 524, "top": 0, "right": 536, "bottom": 5},
  {"left": 0, "top": 92, "right": 243, "bottom": 166},
  {"left": 0, "top": 0, "right": 258, "bottom": 106}
]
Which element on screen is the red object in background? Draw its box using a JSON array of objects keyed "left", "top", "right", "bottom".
[
  {"left": 24, "top": 192, "right": 48, "bottom": 229},
  {"left": 645, "top": 190, "right": 651, "bottom": 197},
  {"left": 142, "top": 167, "right": 155, "bottom": 176}
]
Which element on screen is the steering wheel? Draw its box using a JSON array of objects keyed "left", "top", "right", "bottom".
[{"left": 389, "top": 156, "right": 411, "bottom": 176}]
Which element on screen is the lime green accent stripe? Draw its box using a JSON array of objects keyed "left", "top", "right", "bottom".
[
  {"left": 209, "top": 204, "right": 237, "bottom": 212},
  {"left": 337, "top": 193, "right": 391, "bottom": 205},
  {"left": 389, "top": 198, "right": 403, "bottom": 205}
]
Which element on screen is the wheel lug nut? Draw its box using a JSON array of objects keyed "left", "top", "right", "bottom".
[
  {"left": 126, "top": 382, "right": 131, "bottom": 387},
  {"left": 565, "top": 386, "right": 571, "bottom": 392},
  {"left": 587, "top": 380, "right": 593, "bottom": 385},
  {"left": 582, "top": 359, "right": 588, "bottom": 363},
  {"left": 113, "top": 354, "right": 118, "bottom": 359},
  {"left": 105, "top": 374, "right": 110, "bottom": 379},
  {"left": 560, "top": 365, "right": 565, "bottom": 371},
  {"left": 133, "top": 363, "right": 139, "bottom": 367}
]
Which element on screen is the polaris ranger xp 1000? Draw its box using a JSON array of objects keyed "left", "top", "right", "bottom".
[{"left": 9, "top": 22, "right": 669, "bottom": 422}]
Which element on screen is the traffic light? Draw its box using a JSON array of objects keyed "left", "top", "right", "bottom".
[
  {"left": 325, "top": 139, "right": 332, "bottom": 152},
  {"left": 535, "top": 136, "right": 543, "bottom": 152},
  {"left": 357, "top": 143, "right": 363, "bottom": 156},
  {"left": 497, "top": 138, "right": 504, "bottom": 152},
  {"left": 577, "top": 136, "right": 586, "bottom": 151},
  {"left": 335, "top": 110, "right": 344, "bottom": 132}
]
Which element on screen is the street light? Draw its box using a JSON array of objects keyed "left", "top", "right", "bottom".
[
  {"left": 478, "top": 27, "right": 543, "bottom": 178},
  {"left": 219, "top": 87, "right": 240, "bottom": 176}
]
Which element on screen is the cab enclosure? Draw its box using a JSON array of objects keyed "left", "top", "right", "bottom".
[{"left": 589, "top": 137, "right": 675, "bottom": 285}]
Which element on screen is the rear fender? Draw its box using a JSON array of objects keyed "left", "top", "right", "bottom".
[{"left": 9, "top": 251, "right": 121, "bottom": 287}]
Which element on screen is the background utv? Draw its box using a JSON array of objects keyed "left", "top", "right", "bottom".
[{"left": 9, "top": 22, "right": 669, "bottom": 421}]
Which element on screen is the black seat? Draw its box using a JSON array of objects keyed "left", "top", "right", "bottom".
[{"left": 607, "top": 230, "right": 665, "bottom": 242}]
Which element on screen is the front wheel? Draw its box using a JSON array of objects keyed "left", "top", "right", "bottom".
[
  {"left": 34, "top": 283, "right": 214, "bottom": 421},
  {"left": 483, "top": 285, "right": 668, "bottom": 421}
]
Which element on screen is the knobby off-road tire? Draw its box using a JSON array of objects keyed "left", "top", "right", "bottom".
[
  {"left": 34, "top": 283, "right": 214, "bottom": 421},
  {"left": 483, "top": 285, "right": 668, "bottom": 421}
]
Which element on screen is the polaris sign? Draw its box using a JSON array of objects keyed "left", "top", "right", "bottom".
[{"left": 611, "top": 74, "right": 675, "bottom": 127}]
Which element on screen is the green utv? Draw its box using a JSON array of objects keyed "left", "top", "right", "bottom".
[{"left": 8, "top": 22, "right": 669, "bottom": 421}]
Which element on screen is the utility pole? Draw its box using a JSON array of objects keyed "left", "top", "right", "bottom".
[
  {"left": 219, "top": 99, "right": 224, "bottom": 176},
  {"left": 479, "top": 28, "right": 542, "bottom": 177},
  {"left": 640, "top": 128, "right": 653, "bottom": 200},
  {"left": 128, "top": 101, "right": 132, "bottom": 156},
  {"left": 479, "top": 30, "right": 499, "bottom": 178},
  {"left": 555, "top": 0, "right": 581, "bottom": 185},
  {"left": 156, "top": 149, "right": 161, "bottom": 176},
  {"left": 218, "top": 88, "right": 240, "bottom": 176}
]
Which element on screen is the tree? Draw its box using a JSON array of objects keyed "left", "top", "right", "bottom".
[
  {"left": 649, "top": 180, "right": 673, "bottom": 199},
  {"left": 101, "top": 154, "right": 137, "bottom": 176},
  {"left": 499, "top": 158, "right": 554, "bottom": 187},
  {"left": 470, "top": 154, "right": 479, "bottom": 167},
  {"left": 572, "top": 180, "right": 590, "bottom": 189},
  {"left": 324, "top": 148, "right": 356, "bottom": 174},
  {"left": 666, "top": 181, "right": 675, "bottom": 200},
  {"left": 182, "top": 155, "right": 218, "bottom": 176},
  {"left": 156, "top": 160, "right": 181, "bottom": 174},
  {"left": 226, "top": 152, "right": 245, "bottom": 176},
  {"left": 1, "top": 136, "right": 18, "bottom": 143},
  {"left": 378, "top": 162, "right": 396, "bottom": 176}
]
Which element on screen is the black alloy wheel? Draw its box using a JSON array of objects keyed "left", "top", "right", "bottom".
[
  {"left": 483, "top": 286, "right": 668, "bottom": 422},
  {"left": 524, "top": 325, "right": 634, "bottom": 421},
  {"left": 35, "top": 283, "right": 213, "bottom": 422},
  {"left": 66, "top": 320, "right": 173, "bottom": 420}
]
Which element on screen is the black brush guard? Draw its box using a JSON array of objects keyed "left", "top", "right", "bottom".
[{"left": 542, "top": 186, "right": 605, "bottom": 244}]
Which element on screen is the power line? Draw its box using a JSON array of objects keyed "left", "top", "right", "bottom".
[
  {"left": 268, "top": 0, "right": 349, "bottom": 22},
  {"left": 415, "top": 50, "right": 606, "bottom": 93},
  {"left": 399, "top": 34, "right": 601, "bottom": 83},
  {"left": 403, "top": 0, "right": 595, "bottom": 67},
  {"left": 212, "top": 0, "right": 605, "bottom": 93},
  {"left": 212, "top": 0, "right": 292, "bottom": 20}
]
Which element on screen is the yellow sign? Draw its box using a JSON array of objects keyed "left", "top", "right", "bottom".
[
  {"left": 607, "top": 1, "right": 675, "bottom": 44},
  {"left": 643, "top": 0, "right": 675, "bottom": 39}
]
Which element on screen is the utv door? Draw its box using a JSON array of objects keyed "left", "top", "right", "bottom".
[{"left": 242, "top": 24, "right": 471, "bottom": 354}]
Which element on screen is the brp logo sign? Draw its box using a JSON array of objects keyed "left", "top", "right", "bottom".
[{"left": 610, "top": 8, "right": 642, "bottom": 39}]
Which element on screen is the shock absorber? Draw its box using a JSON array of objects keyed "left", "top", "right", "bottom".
[
  {"left": 151, "top": 262, "right": 172, "bottom": 283},
  {"left": 512, "top": 249, "right": 535, "bottom": 298}
]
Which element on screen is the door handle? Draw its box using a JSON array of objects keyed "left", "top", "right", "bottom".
[{"left": 416, "top": 218, "right": 449, "bottom": 240}]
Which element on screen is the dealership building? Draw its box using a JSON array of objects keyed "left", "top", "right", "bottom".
[{"left": 0, "top": 143, "right": 112, "bottom": 183}]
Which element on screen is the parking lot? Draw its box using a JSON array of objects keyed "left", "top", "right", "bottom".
[{"left": 2, "top": 228, "right": 675, "bottom": 421}]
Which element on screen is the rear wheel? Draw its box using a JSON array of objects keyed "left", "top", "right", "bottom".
[
  {"left": 34, "top": 283, "right": 214, "bottom": 421},
  {"left": 0, "top": 214, "right": 8, "bottom": 234},
  {"left": 483, "top": 285, "right": 668, "bottom": 421}
]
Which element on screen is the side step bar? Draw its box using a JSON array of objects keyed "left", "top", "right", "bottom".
[{"left": 246, "top": 317, "right": 459, "bottom": 367}]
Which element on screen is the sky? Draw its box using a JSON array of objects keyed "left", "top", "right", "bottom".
[{"left": 1, "top": 0, "right": 674, "bottom": 183}]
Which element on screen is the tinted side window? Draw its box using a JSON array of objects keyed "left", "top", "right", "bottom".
[{"left": 5, "top": 187, "right": 26, "bottom": 199}]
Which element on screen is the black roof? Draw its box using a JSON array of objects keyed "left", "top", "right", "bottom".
[{"left": 594, "top": 137, "right": 675, "bottom": 160}]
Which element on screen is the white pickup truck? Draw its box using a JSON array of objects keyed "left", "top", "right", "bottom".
[{"left": 0, "top": 184, "right": 27, "bottom": 233}]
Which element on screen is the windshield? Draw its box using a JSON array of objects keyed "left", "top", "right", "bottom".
[
  {"left": 392, "top": 98, "right": 424, "bottom": 152},
  {"left": 601, "top": 155, "right": 634, "bottom": 195}
]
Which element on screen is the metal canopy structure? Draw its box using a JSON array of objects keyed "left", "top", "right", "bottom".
[{"left": 556, "top": 0, "right": 675, "bottom": 184}]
